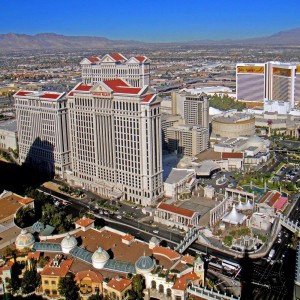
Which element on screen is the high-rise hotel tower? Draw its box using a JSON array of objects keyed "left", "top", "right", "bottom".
[
  {"left": 14, "top": 91, "right": 70, "bottom": 177},
  {"left": 66, "top": 79, "right": 163, "bottom": 206},
  {"left": 80, "top": 53, "right": 150, "bottom": 88},
  {"left": 236, "top": 62, "right": 300, "bottom": 107}
]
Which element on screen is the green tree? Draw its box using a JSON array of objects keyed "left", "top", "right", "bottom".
[
  {"left": 286, "top": 182, "right": 296, "bottom": 192},
  {"left": 58, "top": 273, "right": 79, "bottom": 300},
  {"left": 223, "top": 235, "right": 233, "bottom": 247},
  {"left": 6, "top": 263, "right": 21, "bottom": 294},
  {"left": 15, "top": 206, "right": 36, "bottom": 228},
  {"left": 129, "top": 274, "right": 145, "bottom": 300},
  {"left": 209, "top": 94, "right": 246, "bottom": 111},
  {"left": 38, "top": 256, "right": 49, "bottom": 268},
  {"left": 88, "top": 295, "right": 103, "bottom": 300},
  {"left": 21, "top": 269, "right": 41, "bottom": 294},
  {"left": 291, "top": 231, "right": 299, "bottom": 250}
]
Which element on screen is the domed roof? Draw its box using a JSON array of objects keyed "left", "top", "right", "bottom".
[
  {"left": 92, "top": 247, "right": 110, "bottom": 264},
  {"left": 135, "top": 255, "right": 155, "bottom": 272},
  {"left": 16, "top": 229, "right": 35, "bottom": 248},
  {"left": 61, "top": 234, "right": 77, "bottom": 250}
]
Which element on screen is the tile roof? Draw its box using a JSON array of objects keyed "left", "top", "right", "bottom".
[
  {"left": 41, "top": 258, "right": 73, "bottom": 277},
  {"left": 0, "top": 261, "right": 13, "bottom": 275},
  {"left": 15, "top": 91, "right": 34, "bottom": 97},
  {"left": 17, "top": 196, "right": 34, "bottom": 205},
  {"left": 87, "top": 56, "right": 100, "bottom": 63},
  {"left": 75, "top": 270, "right": 103, "bottom": 284},
  {"left": 40, "top": 93, "right": 61, "bottom": 100},
  {"left": 134, "top": 56, "right": 147, "bottom": 63},
  {"left": 28, "top": 251, "right": 41, "bottom": 260},
  {"left": 152, "top": 246, "right": 181, "bottom": 261},
  {"left": 74, "top": 84, "right": 93, "bottom": 92},
  {"left": 260, "top": 191, "right": 281, "bottom": 207},
  {"left": 104, "top": 79, "right": 141, "bottom": 95},
  {"left": 181, "top": 255, "right": 195, "bottom": 265},
  {"left": 109, "top": 53, "right": 127, "bottom": 61},
  {"left": 172, "top": 271, "right": 199, "bottom": 290},
  {"left": 14, "top": 90, "right": 63, "bottom": 100},
  {"left": 273, "top": 197, "right": 288, "bottom": 210},
  {"left": 157, "top": 203, "right": 196, "bottom": 218},
  {"left": 75, "top": 217, "right": 94, "bottom": 227},
  {"left": 107, "top": 276, "right": 132, "bottom": 292},
  {"left": 221, "top": 152, "right": 244, "bottom": 159},
  {"left": 122, "top": 234, "right": 134, "bottom": 241},
  {"left": 143, "top": 94, "right": 154, "bottom": 103}
]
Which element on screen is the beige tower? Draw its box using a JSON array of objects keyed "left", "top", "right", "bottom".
[{"left": 194, "top": 256, "right": 205, "bottom": 287}]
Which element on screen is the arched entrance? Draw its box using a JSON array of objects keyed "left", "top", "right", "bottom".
[
  {"left": 159, "top": 284, "right": 164, "bottom": 293},
  {"left": 151, "top": 280, "right": 157, "bottom": 289}
]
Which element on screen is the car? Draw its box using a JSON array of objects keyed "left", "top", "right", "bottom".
[
  {"left": 153, "top": 230, "right": 159, "bottom": 234},
  {"left": 116, "top": 215, "right": 122, "bottom": 219}
]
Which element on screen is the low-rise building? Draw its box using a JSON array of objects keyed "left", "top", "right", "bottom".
[
  {"left": 154, "top": 203, "right": 200, "bottom": 230},
  {"left": 256, "top": 190, "right": 288, "bottom": 215},
  {"left": 0, "top": 119, "right": 17, "bottom": 151},
  {"left": 212, "top": 112, "right": 255, "bottom": 138},
  {"left": 40, "top": 256, "right": 73, "bottom": 297},
  {"left": 164, "top": 168, "right": 196, "bottom": 199},
  {"left": 75, "top": 270, "right": 103, "bottom": 299},
  {"left": 103, "top": 276, "right": 132, "bottom": 300},
  {"left": 0, "top": 261, "right": 13, "bottom": 295}
]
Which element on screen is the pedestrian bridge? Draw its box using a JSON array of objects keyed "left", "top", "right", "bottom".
[
  {"left": 279, "top": 215, "right": 300, "bottom": 235},
  {"left": 187, "top": 284, "right": 240, "bottom": 300},
  {"left": 175, "top": 227, "right": 200, "bottom": 254}
]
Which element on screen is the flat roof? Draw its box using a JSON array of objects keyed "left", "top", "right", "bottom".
[
  {"left": 165, "top": 168, "right": 194, "bottom": 184},
  {"left": 0, "top": 119, "right": 17, "bottom": 133}
]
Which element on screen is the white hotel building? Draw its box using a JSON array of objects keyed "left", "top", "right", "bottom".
[
  {"left": 14, "top": 91, "right": 70, "bottom": 177},
  {"left": 66, "top": 79, "right": 164, "bottom": 206},
  {"left": 80, "top": 53, "right": 150, "bottom": 88}
]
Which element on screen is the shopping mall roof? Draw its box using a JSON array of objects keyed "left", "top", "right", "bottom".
[
  {"left": 69, "top": 246, "right": 93, "bottom": 264},
  {"left": 33, "top": 242, "right": 62, "bottom": 252},
  {"left": 104, "top": 259, "right": 136, "bottom": 274}
]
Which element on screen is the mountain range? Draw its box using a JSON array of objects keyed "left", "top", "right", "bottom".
[{"left": 1, "top": 28, "right": 300, "bottom": 51}]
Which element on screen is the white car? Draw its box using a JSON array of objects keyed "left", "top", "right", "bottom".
[
  {"left": 153, "top": 230, "right": 159, "bottom": 234},
  {"left": 116, "top": 215, "right": 122, "bottom": 219}
]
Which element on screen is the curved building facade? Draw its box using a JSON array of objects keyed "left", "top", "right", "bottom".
[{"left": 212, "top": 113, "right": 255, "bottom": 138}]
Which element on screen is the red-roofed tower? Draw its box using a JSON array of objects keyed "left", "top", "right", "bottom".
[{"left": 80, "top": 53, "right": 150, "bottom": 87}]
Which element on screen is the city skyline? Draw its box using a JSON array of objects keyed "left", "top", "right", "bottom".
[{"left": 1, "top": 0, "right": 300, "bottom": 42}]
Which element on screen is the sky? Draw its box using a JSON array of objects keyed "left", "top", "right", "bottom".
[{"left": 1, "top": 0, "right": 300, "bottom": 42}]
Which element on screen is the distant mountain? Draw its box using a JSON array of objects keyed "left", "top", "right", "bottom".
[
  {"left": 0, "top": 33, "right": 145, "bottom": 51},
  {"left": 1, "top": 28, "right": 300, "bottom": 51},
  {"left": 188, "top": 27, "right": 300, "bottom": 46}
]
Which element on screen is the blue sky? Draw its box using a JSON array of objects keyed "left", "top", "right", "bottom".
[{"left": 1, "top": 0, "right": 300, "bottom": 42}]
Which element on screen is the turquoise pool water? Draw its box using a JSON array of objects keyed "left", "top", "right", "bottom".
[{"left": 242, "top": 185, "right": 288, "bottom": 197}]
